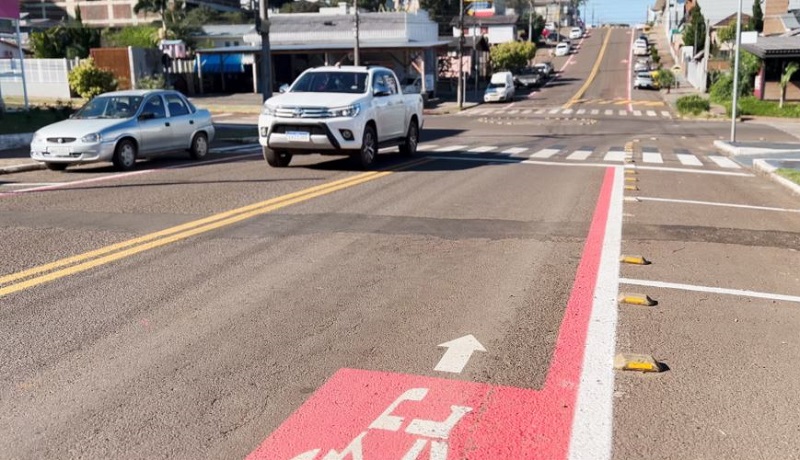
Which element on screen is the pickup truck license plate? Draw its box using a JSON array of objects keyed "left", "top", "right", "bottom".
[
  {"left": 286, "top": 131, "right": 310, "bottom": 142},
  {"left": 48, "top": 146, "right": 72, "bottom": 156}
]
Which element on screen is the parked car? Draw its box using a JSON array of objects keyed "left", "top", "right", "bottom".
[
  {"left": 534, "top": 62, "right": 554, "bottom": 77},
  {"left": 402, "top": 76, "right": 422, "bottom": 94},
  {"left": 29, "top": 89, "right": 215, "bottom": 171},
  {"left": 569, "top": 27, "right": 584, "bottom": 39},
  {"left": 633, "top": 71, "right": 656, "bottom": 89},
  {"left": 555, "top": 42, "right": 571, "bottom": 57},
  {"left": 258, "top": 66, "right": 424, "bottom": 169},
  {"left": 515, "top": 67, "right": 545, "bottom": 89},
  {"left": 634, "top": 58, "right": 651, "bottom": 72},
  {"left": 633, "top": 39, "right": 649, "bottom": 56},
  {"left": 484, "top": 71, "right": 515, "bottom": 103}
]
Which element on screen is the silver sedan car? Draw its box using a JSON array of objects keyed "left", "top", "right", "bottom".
[{"left": 30, "top": 89, "right": 215, "bottom": 171}]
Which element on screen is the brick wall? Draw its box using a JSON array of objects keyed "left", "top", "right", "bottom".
[{"left": 764, "top": 81, "right": 800, "bottom": 101}]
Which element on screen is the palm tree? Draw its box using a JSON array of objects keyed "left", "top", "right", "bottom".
[
  {"left": 133, "top": 0, "right": 170, "bottom": 34},
  {"left": 779, "top": 62, "right": 799, "bottom": 109}
]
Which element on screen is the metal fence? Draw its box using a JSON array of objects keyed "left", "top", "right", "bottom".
[{"left": 0, "top": 58, "right": 78, "bottom": 100}]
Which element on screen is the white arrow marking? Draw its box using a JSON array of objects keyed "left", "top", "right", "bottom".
[{"left": 434, "top": 335, "right": 486, "bottom": 373}]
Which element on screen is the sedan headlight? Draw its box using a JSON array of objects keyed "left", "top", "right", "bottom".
[
  {"left": 81, "top": 133, "right": 102, "bottom": 143},
  {"left": 261, "top": 104, "right": 276, "bottom": 116},
  {"left": 326, "top": 104, "right": 360, "bottom": 118}
]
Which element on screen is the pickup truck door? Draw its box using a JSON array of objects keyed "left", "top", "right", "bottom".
[
  {"left": 383, "top": 73, "right": 406, "bottom": 139},
  {"left": 372, "top": 71, "right": 405, "bottom": 140}
]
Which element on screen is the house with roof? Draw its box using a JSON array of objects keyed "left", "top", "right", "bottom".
[
  {"left": 744, "top": 35, "right": 800, "bottom": 101},
  {"left": 450, "top": 13, "right": 519, "bottom": 45},
  {"left": 191, "top": 7, "right": 447, "bottom": 95}
]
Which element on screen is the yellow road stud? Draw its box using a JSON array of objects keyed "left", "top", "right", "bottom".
[
  {"left": 624, "top": 185, "right": 639, "bottom": 191},
  {"left": 614, "top": 353, "right": 662, "bottom": 372},
  {"left": 624, "top": 169, "right": 637, "bottom": 175},
  {"left": 618, "top": 293, "right": 656, "bottom": 306},
  {"left": 625, "top": 177, "right": 638, "bottom": 182},
  {"left": 620, "top": 255, "right": 650, "bottom": 265}
]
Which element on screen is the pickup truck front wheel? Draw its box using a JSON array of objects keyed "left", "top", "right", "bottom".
[
  {"left": 352, "top": 125, "right": 378, "bottom": 169},
  {"left": 263, "top": 147, "right": 292, "bottom": 167},
  {"left": 399, "top": 119, "right": 419, "bottom": 157}
]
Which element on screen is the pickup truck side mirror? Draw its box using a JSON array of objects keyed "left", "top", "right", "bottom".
[
  {"left": 373, "top": 84, "right": 391, "bottom": 97},
  {"left": 279, "top": 84, "right": 289, "bottom": 93}
]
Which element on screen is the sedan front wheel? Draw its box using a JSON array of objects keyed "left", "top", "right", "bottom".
[{"left": 113, "top": 139, "right": 137, "bottom": 171}]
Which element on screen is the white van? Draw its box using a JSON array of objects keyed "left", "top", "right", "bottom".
[{"left": 484, "top": 71, "right": 515, "bottom": 103}]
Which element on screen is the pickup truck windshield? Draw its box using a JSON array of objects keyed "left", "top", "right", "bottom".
[{"left": 291, "top": 72, "right": 369, "bottom": 94}]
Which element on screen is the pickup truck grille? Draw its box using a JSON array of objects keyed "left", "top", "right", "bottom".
[
  {"left": 275, "top": 106, "right": 329, "bottom": 119},
  {"left": 271, "top": 124, "right": 327, "bottom": 135}
]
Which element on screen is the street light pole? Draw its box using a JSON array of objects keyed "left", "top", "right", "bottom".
[
  {"left": 258, "top": 0, "right": 272, "bottom": 101},
  {"left": 730, "top": 0, "right": 743, "bottom": 142},
  {"left": 457, "top": 0, "right": 464, "bottom": 109},
  {"left": 354, "top": 0, "right": 360, "bottom": 66}
]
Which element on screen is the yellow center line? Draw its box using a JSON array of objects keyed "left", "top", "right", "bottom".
[
  {"left": 0, "top": 158, "right": 432, "bottom": 298},
  {"left": 563, "top": 30, "right": 614, "bottom": 109}
]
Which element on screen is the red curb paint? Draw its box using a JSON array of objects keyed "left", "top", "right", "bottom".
[{"left": 246, "top": 168, "right": 616, "bottom": 460}]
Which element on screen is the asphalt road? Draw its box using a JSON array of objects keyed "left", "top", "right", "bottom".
[{"left": 1, "top": 28, "right": 800, "bottom": 460}]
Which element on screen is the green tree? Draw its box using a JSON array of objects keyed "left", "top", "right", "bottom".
[
  {"left": 655, "top": 68, "right": 675, "bottom": 93},
  {"left": 420, "top": 0, "right": 459, "bottom": 35},
  {"left": 779, "top": 62, "right": 799, "bottom": 108},
  {"left": 30, "top": 25, "right": 101, "bottom": 59},
  {"left": 750, "top": 0, "right": 764, "bottom": 33},
  {"left": 490, "top": 41, "right": 536, "bottom": 73},
  {"left": 103, "top": 26, "right": 159, "bottom": 48},
  {"left": 682, "top": 4, "right": 706, "bottom": 51}
]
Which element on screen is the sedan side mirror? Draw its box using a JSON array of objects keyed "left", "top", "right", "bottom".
[{"left": 279, "top": 84, "right": 289, "bottom": 93}]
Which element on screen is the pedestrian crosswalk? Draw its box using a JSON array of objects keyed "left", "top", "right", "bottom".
[
  {"left": 417, "top": 143, "right": 744, "bottom": 170},
  {"left": 457, "top": 106, "right": 673, "bottom": 119}
]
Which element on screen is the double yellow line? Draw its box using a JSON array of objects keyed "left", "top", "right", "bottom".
[
  {"left": 0, "top": 158, "right": 430, "bottom": 298},
  {"left": 563, "top": 30, "right": 614, "bottom": 109}
]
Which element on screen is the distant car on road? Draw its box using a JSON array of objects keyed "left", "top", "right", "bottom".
[
  {"left": 515, "top": 67, "right": 545, "bottom": 89},
  {"left": 484, "top": 71, "right": 515, "bottom": 103},
  {"left": 569, "top": 27, "right": 584, "bottom": 39},
  {"left": 555, "top": 42, "right": 571, "bottom": 56},
  {"left": 634, "top": 58, "right": 651, "bottom": 72},
  {"left": 633, "top": 39, "right": 649, "bottom": 56},
  {"left": 29, "top": 89, "right": 215, "bottom": 171},
  {"left": 633, "top": 71, "right": 656, "bottom": 89},
  {"left": 534, "top": 62, "right": 554, "bottom": 77}
]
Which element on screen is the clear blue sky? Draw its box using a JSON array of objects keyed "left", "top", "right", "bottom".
[{"left": 583, "top": 0, "right": 654, "bottom": 26}]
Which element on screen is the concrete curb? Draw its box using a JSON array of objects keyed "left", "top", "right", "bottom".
[
  {"left": 0, "top": 162, "right": 46, "bottom": 175},
  {"left": 753, "top": 159, "right": 800, "bottom": 197},
  {"left": 713, "top": 140, "right": 800, "bottom": 157}
]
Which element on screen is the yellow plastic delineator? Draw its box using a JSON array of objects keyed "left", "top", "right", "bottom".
[
  {"left": 624, "top": 169, "right": 637, "bottom": 174},
  {"left": 614, "top": 353, "right": 662, "bottom": 372},
  {"left": 618, "top": 292, "right": 656, "bottom": 306},
  {"left": 624, "top": 185, "right": 639, "bottom": 191},
  {"left": 620, "top": 255, "right": 650, "bottom": 265},
  {"left": 625, "top": 176, "right": 638, "bottom": 182}
]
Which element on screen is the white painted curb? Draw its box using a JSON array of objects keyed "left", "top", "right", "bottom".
[{"left": 753, "top": 159, "right": 800, "bottom": 197}]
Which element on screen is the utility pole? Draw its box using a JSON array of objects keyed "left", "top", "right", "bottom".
[
  {"left": 730, "top": 0, "right": 743, "bottom": 142},
  {"left": 353, "top": 0, "right": 360, "bottom": 65},
  {"left": 257, "top": 0, "right": 272, "bottom": 101},
  {"left": 457, "top": 0, "right": 464, "bottom": 109}
]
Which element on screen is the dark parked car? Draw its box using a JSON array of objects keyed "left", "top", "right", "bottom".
[{"left": 515, "top": 68, "right": 546, "bottom": 88}]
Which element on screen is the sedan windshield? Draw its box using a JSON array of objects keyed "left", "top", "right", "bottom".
[
  {"left": 291, "top": 72, "right": 368, "bottom": 94},
  {"left": 74, "top": 96, "right": 144, "bottom": 119}
]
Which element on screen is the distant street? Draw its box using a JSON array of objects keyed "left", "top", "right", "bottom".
[{"left": 1, "top": 28, "right": 799, "bottom": 460}]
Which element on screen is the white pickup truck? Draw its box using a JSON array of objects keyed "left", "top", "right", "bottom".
[{"left": 258, "top": 66, "right": 424, "bottom": 169}]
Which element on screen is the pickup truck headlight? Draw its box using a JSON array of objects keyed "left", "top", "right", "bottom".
[
  {"left": 261, "top": 104, "right": 276, "bottom": 116},
  {"left": 81, "top": 133, "right": 102, "bottom": 143},
  {"left": 326, "top": 104, "right": 360, "bottom": 118}
]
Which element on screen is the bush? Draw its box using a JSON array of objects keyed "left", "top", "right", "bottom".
[
  {"left": 68, "top": 59, "right": 118, "bottom": 99},
  {"left": 138, "top": 75, "right": 168, "bottom": 90},
  {"left": 724, "top": 97, "right": 800, "bottom": 118},
  {"left": 676, "top": 95, "right": 710, "bottom": 115}
]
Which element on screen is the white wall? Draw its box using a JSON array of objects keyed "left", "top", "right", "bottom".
[{"left": 0, "top": 58, "right": 72, "bottom": 100}]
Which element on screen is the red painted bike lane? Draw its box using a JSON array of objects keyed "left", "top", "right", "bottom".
[{"left": 246, "top": 168, "right": 617, "bottom": 460}]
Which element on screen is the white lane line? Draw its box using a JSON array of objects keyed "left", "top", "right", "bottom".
[
  {"left": 434, "top": 145, "right": 467, "bottom": 152},
  {"left": 626, "top": 26, "right": 635, "bottom": 112},
  {"left": 660, "top": 111, "right": 672, "bottom": 118},
  {"left": 642, "top": 152, "right": 663, "bottom": 164},
  {"left": 591, "top": 109, "right": 600, "bottom": 115},
  {"left": 632, "top": 196, "right": 800, "bottom": 213},
  {"left": 620, "top": 278, "right": 800, "bottom": 304},
  {"left": 646, "top": 110, "right": 657, "bottom": 117},
  {"left": 604, "top": 109, "right": 613, "bottom": 116},
  {"left": 708, "top": 155, "right": 742, "bottom": 169},
  {"left": 417, "top": 144, "right": 439, "bottom": 151},
  {"left": 468, "top": 145, "right": 498, "bottom": 153},
  {"left": 633, "top": 110, "right": 642, "bottom": 116},
  {"left": 577, "top": 109, "right": 586, "bottom": 115},
  {"left": 2, "top": 182, "right": 69, "bottom": 187},
  {"left": 568, "top": 166, "right": 624, "bottom": 460},
  {"left": 508, "top": 110, "right": 520, "bottom": 115},
  {"left": 536, "top": 109, "right": 547, "bottom": 114},
  {"left": 624, "top": 164, "right": 753, "bottom": 177},
  {"left": 522, "top": 109, "right": 532, "bottom": 114},
  {"left": 567, "top": 150, "right": 593, "bottom": 160},
  {"left": 619, "top": 110, "right": 628, "bottom": 116},
  {"left": 502, "top": 147, "right": 529, "bottom": 155},
  {"left": 549, "top": 108, "right": 561, "bottom": 114},
  {"left": 563, "top": 109, "right": 574, "bottom": 115},
  {"left": 530, "top": 148, "right": 561, "bottom": 159},
  {"left": 603, "top": 151, "right": 626, "bottom": 162},
  {"left": 676, "top": 153, "right": 703, "bottom": 166}
]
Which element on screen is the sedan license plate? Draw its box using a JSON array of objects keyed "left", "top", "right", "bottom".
[
  {"left": 48, "top": 146, "right": 72, "bottom": 157},
  {"left": 286, "top": 131, "right": 310, "bottom": 142}
]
